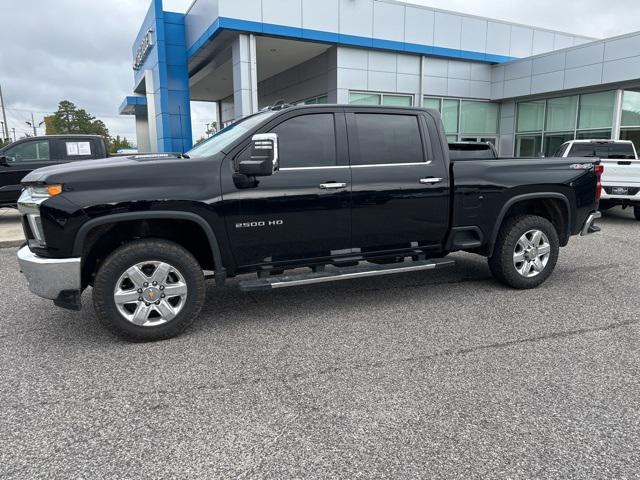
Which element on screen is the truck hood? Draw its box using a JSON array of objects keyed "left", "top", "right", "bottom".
[
  {"left": 21, "top": 154, "right": 224, "bottom": 206},
  {"left": 21, "top": 154, "right": 182, "bottom": 183}
]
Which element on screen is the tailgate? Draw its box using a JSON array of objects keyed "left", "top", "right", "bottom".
[{"left": 601, "top": 159, "right": 640, "bottom": 185}]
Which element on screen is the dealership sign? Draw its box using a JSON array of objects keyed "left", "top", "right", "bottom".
[{"left": 133, "top": 29, "right": 154, "bottom": 71}]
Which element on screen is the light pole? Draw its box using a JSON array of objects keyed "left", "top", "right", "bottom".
[
  {"left": 25, "top": 113, "right": 44, "bottom": 136},
  {"left": 0, "top": 84, "right": 9, "bottom": 141}
]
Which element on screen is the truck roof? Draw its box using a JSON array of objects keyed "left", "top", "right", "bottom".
[{"left": 565, "top": 139, "right": 633, "bottom": 144}]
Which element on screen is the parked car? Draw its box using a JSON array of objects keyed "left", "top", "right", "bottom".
[
  {"left": 16, "top": 105, "right": 602, "bottom": 341},
  {"left": 554, "top": 139, "right": 640, "bottom": 220},
  {"left": 0, "top": 135, "right": 111, "bottom": 207},
  {"left": 449, "top": 141, "right": 498, "bottom": 160}
]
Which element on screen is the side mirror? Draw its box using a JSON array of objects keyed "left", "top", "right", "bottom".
[
  {"left": 238, "top": 133, "right": 279, "bottom": 176},
  {"left": 0, "top": 155, "right": 11, "bottom": 166}
]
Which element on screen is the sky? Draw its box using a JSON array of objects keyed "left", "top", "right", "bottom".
[{"left": 0, "top": 0, "right": 639, "bottom": 146}]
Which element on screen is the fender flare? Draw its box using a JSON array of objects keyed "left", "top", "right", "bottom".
[
  {"left": 488, "top": 192, "right": 571, "bottom": 256},
  {"left": 72, "top": 211, "right": 226, "bottom": 284}
]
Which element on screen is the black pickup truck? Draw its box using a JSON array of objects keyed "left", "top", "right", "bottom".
[
  {"left": 0, "top": 135, "right": 111, "bottom": 207},
  {"left": 16, "top": 105, "right": 602, "bottom": 341}
]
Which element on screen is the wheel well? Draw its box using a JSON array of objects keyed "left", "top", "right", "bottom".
[
  {"left": 499, "top": 198, "right": 569, "bottom": 246},
  {"left": 81, "top": 219, "right": 215, "bottom": 287}
]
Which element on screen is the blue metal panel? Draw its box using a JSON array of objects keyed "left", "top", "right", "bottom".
[
  {"left": 129, "top": 1, "right": 192, "bottom": 152},
  {"left": 119, "top": 96, "right": 148, "bottom": 115},
  {"left": 188, "top": 16, "right": 517, "bottom": 65}
]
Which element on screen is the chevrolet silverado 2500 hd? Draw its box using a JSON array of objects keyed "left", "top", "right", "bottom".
[{"left": 16, "top": 105, "right": 602, "bottom": 341}]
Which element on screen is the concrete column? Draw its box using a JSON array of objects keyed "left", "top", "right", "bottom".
[
  {"left": 144, "top": 69, "right": 158, "bottom": 153},
  {"left": 135, "top": 114, "right": 151, "bottom": 153},
  {"left": 232, "top": 34, "right": 258, "bottom": 120},
  {"left": 612, "top": 88, "right": 624, "bottom": 140}
]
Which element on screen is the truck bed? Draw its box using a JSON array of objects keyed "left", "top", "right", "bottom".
[{"left": 450, "top": 157, "right": 599, "bottom": 252}]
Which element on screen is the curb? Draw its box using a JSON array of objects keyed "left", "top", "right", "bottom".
[{"left": 0, "top": 239, "right": 24, "bottom": 249}]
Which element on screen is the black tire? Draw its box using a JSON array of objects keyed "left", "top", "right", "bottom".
[
  {"left": 93, "top": 239, "right": 206, "bottom": 341},
  {"left": 634, "top": 206, "right": 640, "bottom": 221},
  {"left": 488, "top": 215, "right": 560, "bottom": 289}
]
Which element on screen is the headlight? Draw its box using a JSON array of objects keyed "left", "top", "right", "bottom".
[
  {"left": 25, "top": 184, "right": 63, "bottom": 199},
  {"left": 17, "top": 184, "right": 63, "bottom": 247}
]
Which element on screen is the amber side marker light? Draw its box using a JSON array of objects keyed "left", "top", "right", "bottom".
[{"left": 47, "top": 184, "right": 63, "bottom": 196}]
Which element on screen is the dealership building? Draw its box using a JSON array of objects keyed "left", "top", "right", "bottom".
[{"left": 120, "top": 0, "right": 640, "bottom": 157}]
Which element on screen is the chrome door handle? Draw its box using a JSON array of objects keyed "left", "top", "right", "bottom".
[
  {"left": 419, "top": 177, "right": 443, "bottom": 184},
  {"left": 319, "top": 182, "right": 348, "bottom": 189}
]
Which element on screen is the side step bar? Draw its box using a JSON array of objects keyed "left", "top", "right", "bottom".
[{"left": 239, "top": 258, "right": 455, "bottom": 292}]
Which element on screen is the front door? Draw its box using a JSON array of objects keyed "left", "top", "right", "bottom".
[
  {"left": 222, "top": 110, "right": 352, "bottom": 269},
  {"left": 346, "top": 109, "right": 450, "bottom": 256}
]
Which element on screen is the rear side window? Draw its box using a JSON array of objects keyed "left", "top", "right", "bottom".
[
  {"left": 271, "top": 113, "right": 336, "bottom": 168},
  {"left": 352, "top": 114, "right": 424, "bottom": 166}
]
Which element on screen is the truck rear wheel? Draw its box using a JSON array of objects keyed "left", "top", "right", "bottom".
[
  {"left": 488, "top": 215, "right": 559, "bottom": 289},
  {"left": 634, "top": 206, "right": 640, "bottom": 221},
  {"left": 92, "top": 239, "right": 206, "bottom": 341}
]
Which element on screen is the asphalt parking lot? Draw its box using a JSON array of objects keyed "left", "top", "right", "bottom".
[{"left": 1, "top": 208, "right": 639, "bottom": 479}]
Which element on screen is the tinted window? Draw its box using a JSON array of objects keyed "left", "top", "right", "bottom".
[
  {"left": 272, "top": 114, "right": 336, "bottom": 168},
  {"left": 569, "top": 142, "right": 636, "bottom": 159},
  {"left": 449, "top": 143, "right": 495, "bottom": 160},
  {"left": 3, "top": 140, "right": 50, "bottom": 162},
  {"left": 353, "top": 114, "right": 424, "bottom": 165}
]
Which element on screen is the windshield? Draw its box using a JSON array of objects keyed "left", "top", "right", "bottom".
[{"left": 186, "top": 111, "right": 276, "bottom": 158}]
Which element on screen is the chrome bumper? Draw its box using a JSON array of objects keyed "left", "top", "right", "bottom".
[
  {"left": 17, "top": 246, "right": 81, "bottom": 300},
  {"left": 580, "top": 211, "right": 602, "bottom": 236}
]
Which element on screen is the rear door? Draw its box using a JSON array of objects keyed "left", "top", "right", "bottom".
[
  {"left": 346, "top": 109, "right": 450, "bottom": 256},
  {"left": 0, "top": 138, "right": 58, "bottom": 204}
]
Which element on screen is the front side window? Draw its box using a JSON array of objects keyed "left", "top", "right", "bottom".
[
  {"left": 2, "top": 140, "right": 50, "bottom": 162},
  {"left": 272, "top": 114, "right": 336, "bottom": 169},
  {"left": 352, "top": 113, "right": 424, "bottom": 166}
]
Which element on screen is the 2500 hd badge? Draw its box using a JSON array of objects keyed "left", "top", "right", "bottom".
[{"left": 236, "top": 219, "right": 284, "bottom": 228}]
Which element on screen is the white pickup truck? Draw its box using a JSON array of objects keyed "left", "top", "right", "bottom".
[{"left": 554, "top": 139, "right": 640, "bottom": 220}]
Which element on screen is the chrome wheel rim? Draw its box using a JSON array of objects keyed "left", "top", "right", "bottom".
[
  {"left": 113, "top": 261, "right": 188, "bottom": 327},
  {"left": 513, "top": 229, "right": 551, "bottom": 278}
]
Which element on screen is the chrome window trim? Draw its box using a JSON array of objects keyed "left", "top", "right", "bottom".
[
  {"left": 279, "top": 162, "right": 433, "bottom": 171},
  {"left": 351, "top": 161, "right": 433, "bottom": 168},
  {"left": 279, "top": 166, "right": 350, "bottom": 171}
]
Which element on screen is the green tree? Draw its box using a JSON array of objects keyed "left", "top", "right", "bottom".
[
  {"left": 45, "top": 100, "right": 109, "bottom": 137},
  {"left": 108, "top": 135, "right": 132, "bottom": 154}
]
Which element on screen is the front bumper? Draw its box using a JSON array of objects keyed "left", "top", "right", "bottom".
[
  {"left": 580, "top": 211, "right": 602, "bottom": 236},
  {"left": 17, "top": 246, "right": 82, "bottom": 308}
]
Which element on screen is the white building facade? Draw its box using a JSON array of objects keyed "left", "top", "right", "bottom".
[{"left": 121, "top": 0, "right": 640, "bottom": 157}]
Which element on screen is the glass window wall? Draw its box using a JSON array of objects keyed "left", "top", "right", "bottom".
[{"left": 423, "top": 96, "right": 499, "bottom": 140}]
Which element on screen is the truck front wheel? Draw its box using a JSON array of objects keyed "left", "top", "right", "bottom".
[
  {"left": 488, "top": 215, "right": 559, "bottom": 289},
  {"left": 634, "top": 206, "right": 640, "bottom": 221},
  {"left": 93, "top": 239, "right": 206, "bottom": 341}
]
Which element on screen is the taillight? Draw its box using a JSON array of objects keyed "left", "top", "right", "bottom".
[{"left": 594, "top": 164, "right": 604, "bottom": 201}]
